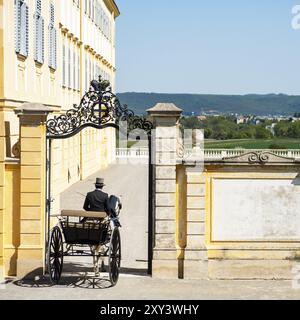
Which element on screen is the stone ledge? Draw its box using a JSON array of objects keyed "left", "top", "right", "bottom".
[
  {"left": 152, "top": 260, "right": 179, "bottom": 279},
  {"left": 185, "top": 250, "right": 208, "bottom": 261},
  {"left": 208, "top": 260, "right": 299, "bottom": 280},
  {"left": 184, "top": 260, "right": 208, "bottom": 280},
  {"left": 153, "top": 250, "right": 177, "bottom": 260}
]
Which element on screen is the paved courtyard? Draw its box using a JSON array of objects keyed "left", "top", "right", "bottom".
[{"left": 1, "top": 274, "right": 300, "bottom": 300}]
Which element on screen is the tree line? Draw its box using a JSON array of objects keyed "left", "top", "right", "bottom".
[{"left": 180, "top": 116, "right": 300, "bottom": 140}]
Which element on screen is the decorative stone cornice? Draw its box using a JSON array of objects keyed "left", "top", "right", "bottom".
[
  {"left": 104, "top": 0, "right": 120, "bottom": 18},
  {"left": 67, "top": 32, "right": 74, "bottom": 39},
  {"left": 221, "top": 151, "right": 297, "bottom": 165},
  {"left": 60, "top": 26, "right": 69, "bottom": 34},
  {"left": 147, "top": 103, "right": 183, "bottom": 117},
  {"left": 14, "top": 103, "right": 55, "bottom": 116}
]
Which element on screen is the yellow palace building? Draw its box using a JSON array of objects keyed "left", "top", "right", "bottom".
[{"left": 0, "top": 0, "right": 120, "bottom": 277}]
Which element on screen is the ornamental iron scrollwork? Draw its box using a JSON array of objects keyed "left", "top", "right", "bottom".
[{"left": 46, "top": 77, "right": 153, "bottom": 139}]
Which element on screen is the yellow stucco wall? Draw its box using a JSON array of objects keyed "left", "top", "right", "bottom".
[
  {"left": 4, "top": 164, "right": 20, "bottom": 276},
  {"left": 0, "top": 1, "right": 4, "bottom": 270},
  {"left": 0, "top": 111, "right": 4, "bottom": 269}
]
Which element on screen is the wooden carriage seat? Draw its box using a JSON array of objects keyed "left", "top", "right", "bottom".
[{"left": 60, "top": 210, "right": 107, "bottom": 219}]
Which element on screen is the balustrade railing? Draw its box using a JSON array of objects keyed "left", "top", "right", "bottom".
[{"left": 116, "top": 148, "right": 300, "bottom": 160}]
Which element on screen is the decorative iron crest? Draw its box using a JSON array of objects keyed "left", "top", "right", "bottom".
[{"left": 46, "top": 77, "right": 153, "bottom": 139}]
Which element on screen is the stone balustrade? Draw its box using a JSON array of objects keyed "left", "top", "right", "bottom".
[
  {"left": 116, "top": 148, "right": 149, "bottom": 159},
  {"left": 116, "top": 148, "right": 300, "bottom": 161}
]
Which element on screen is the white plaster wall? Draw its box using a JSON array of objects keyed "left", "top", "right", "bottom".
[{"left": 212, "top": 178, "right": 300, "bottom": 241}]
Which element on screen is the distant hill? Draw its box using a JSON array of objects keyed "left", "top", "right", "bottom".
[{"left": 116, "top": 92, "right": 300, "bottom": 116}]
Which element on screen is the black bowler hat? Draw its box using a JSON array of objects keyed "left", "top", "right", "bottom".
[{"left": 95, "top": 178, "right": 105, "bottom": 187}]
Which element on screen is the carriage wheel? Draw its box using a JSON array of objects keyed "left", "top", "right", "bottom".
[
  {"left": 47, "top": 226, "right": 64, "bottom": 284},
  {"left": 108, "top": 227, "right": 121, "bottom": 286}
]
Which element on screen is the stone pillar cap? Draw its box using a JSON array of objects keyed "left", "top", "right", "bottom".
[
  {"left": 14, "top": 103, "right": 55, "bottom": 115},
  {"left": 147, "top": 103, "right": 183, "bottom": 117}
]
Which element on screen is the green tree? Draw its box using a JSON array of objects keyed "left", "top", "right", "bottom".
[{"left": 255, "top": 126, "right": 272, "bottom": 139}]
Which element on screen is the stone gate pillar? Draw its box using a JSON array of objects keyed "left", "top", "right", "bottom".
[
  {"left": 15, "top": 103, "right": 53, "bottom": 277},
  {"left": 147, "top": 103, "right": 182, "bottom": 278}
]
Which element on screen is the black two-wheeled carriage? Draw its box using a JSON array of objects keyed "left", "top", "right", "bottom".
[{"left": 46, "top": 196, "right": 122, "bottom": 286}]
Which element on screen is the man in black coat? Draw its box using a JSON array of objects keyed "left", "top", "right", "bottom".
[
  {"left": 83, "top": 178, "right": 109, "bottom": 217},
  {"left": 83, "top": 178, "right": 109, "bottom": 273}
]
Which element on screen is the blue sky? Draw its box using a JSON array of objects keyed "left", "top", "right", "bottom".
[{"left": 116, "top": 0, "right": 300, "bottom": 95}]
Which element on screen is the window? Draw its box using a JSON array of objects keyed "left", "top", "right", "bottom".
[
  {"left": 34, "top": 0, "right": 44, "bottom": 64},
  {"left": 15, "top": 0, "right": 29, "bottom": 57},
  {"left": 73, "top": 0, "right": 80, "bottom": 8},
  {"left": 85, "top": 57, "right": 88, "bottom": 92},
  {"left": 89, "top": 57, "right": 92, "bottom": 87},
  {"left": 85, "top": 0, "right": 88, "bottom": 14},
  {"left": 77, "top": 52, "right": 80, "bottom": 91},
  {"left": 62, "top": 43, "right": 66, "bottom": 86},
  {"left": 73, "top": 48, "right": 76, "bottom": 90},
  {"left": 91, "top": 0, "right": 94, "bottom": 20},
  {"left": 88, "top": 0, "right": 91, "bottom": 18},
  {"left": 48, "top": 2, "right": 57, "bottom": 70},
  {"left": 68, "top": 46, "right": 71, "bottom": 89}
]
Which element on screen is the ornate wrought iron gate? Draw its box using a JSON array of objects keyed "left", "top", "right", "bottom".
[{"left": 45, "top": 78, "right": 154, "bottom": 275}]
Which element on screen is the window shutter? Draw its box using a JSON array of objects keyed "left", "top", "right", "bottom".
[
  {"left": 49, "top": 24, "right": 53, "bottom": 68},
  {"left": 68, "top": 47, "right": 71, "bottom": 89},
  {"left": 34, "top": 14, "right": 38, "bottom": 61},
  {"left": 73, "top": 49, "right": 76, "bottom": 90},
  {"left": 36, "top": 0, "right": 41, "bottom": 12},
  {"left": 52, "top": 28, "right": 57, "bottom": 70},
  {"left": 41, "top": 17, "right": 45, "bottom": 63},
  {"left": 89, "top": 57, "right": 91, "bottom": 86},
  {"left": 77, "top": 53, "right": 80, "bottom": 91},
  {"left": 35, "top": 15, "right": 44, "bottom": 63},
  {"left": 85, "top": 57, "right": 87, "bottom": 92},
  {"left": 14, "top": 0, "right": 21, "bottom": 54},
  {"left": 50, "top": 3, "right": 54, "bottom": 23},
  {"left": 62, "top": 44, "right": 66, "bottom": 86},
  {"left": 100, "top": 7, "right": 103, "bottom": 31},
  {"left": 25, "top": 3, "right": 29, "bottom": 56},
  {"left": 19, "top": 1, "right": 29, "bottom": 57},
  {"left": 49, "top": 3, "right": 57, "bottom": 70},
  {"left": 34, "top": 1, "right": 44, "bottom": 64}
]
